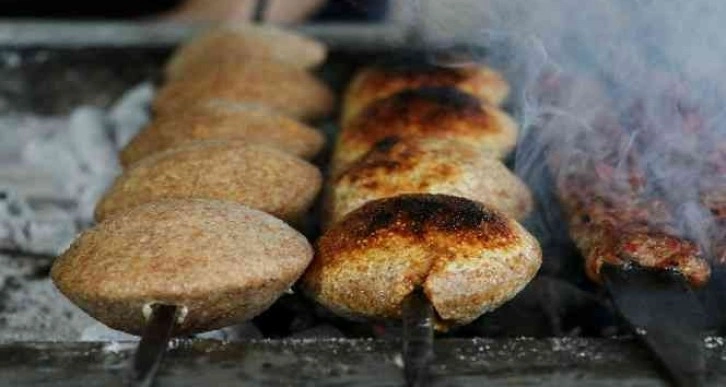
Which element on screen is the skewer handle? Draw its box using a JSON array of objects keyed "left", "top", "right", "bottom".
[
  {"left": 402, "top": 288, "right": 434, "bottom": 387},
  {"left": 253, "top": 0, "right": 269, "bottom": 23},
  {"left": 130, "top": 304, "right": 180, "bottom": 387}
]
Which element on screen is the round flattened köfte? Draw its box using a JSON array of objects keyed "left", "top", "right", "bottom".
[
  {"left": 96, "top": 142, "right": 322, "bottom": 224},
  {"left": 328, "top": 137, "right": 533, "bottom": 225},
  {"left": 153, "top": 60, "right": 334, "bottom": 121},
  {"left": 52, "top": 199, "right": 313, "bottom": 336},
  {"left": 303, "top": 194, "right": 542, "bottom": 326},
  {"left": 332, "top": 87, "right": 518, "bottom": 176},
  {"left": 341, "top": 64, "right": 509, "bottom": 125},
  {"left": 165, "top": 23, "right": 327, "bottom": 80},
  {"left": 120, "top": 101, "right": 325, "bottom": 167}
]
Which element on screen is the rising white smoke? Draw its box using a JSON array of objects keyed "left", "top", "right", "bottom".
[{"left": 420, "top": 0, "right": 725, "bottom": 264}]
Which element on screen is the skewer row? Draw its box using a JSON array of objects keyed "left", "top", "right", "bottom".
[
  {"left": 305, "top": 57, "right": 543, "bottom": 384},
  {"left": 51, "top": 23, "right": 334, "bottom": 386}
]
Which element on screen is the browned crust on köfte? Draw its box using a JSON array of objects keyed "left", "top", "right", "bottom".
[
  {"left": 96, "top": 142, "right": 322, "bottom": 223},
  {"left": 341, "top": 64, "right": 509, "bottom": 125},
  {"left": 52, "top": 199, "right": 313, "bottom": 336},
  {"left": 327, "top": 138, "right": 532, "bottom": 226},
  {"left": 153, "top": 60, "right": 334, "bottom": 121},
  {"left": 165, "top": 23, "right": 327, "bottom": 80},
  {"left": 332, "top": 87, "right": 518, "bottom": 176},
  {"left": 120, "top": 101, "right": 325, "bottom": 167},
  {"left": 302, "top": 194, "right": 542, "bottom": 327}
]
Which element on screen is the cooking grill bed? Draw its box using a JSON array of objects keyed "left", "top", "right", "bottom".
[{"left": 0, "top": 22, "right": 724, "bottom": 385}]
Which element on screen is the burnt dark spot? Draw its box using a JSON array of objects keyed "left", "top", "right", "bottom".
[
  {"left": 372, "top": 136, "right": 401, "bottom": 152},
  {"left": 389, "top": 87, "right": 482, "bottom": 111},
  {"left": 358, "top": 194, "right": 498, "bottom": 237}
]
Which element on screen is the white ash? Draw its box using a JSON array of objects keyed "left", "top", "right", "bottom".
[
  {"left": 0, "top": 82, "right": 154, "bottom": 341},
  {"left": 0, "top": 82, "right": 152, "bottom": 255},
  {"left": 0, "top": 253, "right": 98, "bottom": 342},
  {"left": 108, "top": 82, "right": 154, "bottom": 149}
]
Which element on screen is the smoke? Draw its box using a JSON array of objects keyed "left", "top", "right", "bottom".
[{"left": 421, "top": 0, "right": 726, "bottom": 266}]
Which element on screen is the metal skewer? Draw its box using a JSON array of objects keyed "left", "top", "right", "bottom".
[
  {"left": 601, "top": 264, "right": 708, "bottom": 387},
  {"left": 130, "top": 303, "right": 181, "bottom": 387},
  {"left": 402, "top": 287, "right": 435, "bottom": 387},
  {"left": 253, "top": 0, "right": 269, "bottom": 23}
]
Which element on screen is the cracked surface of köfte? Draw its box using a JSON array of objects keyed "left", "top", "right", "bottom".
[
  {"left": 303, "top": 194, "right": 541, "bottom": 327},
  {"left": 332, "top": 87, "right": 517, "bottom": 176},
  {"left": 52, "top": 199, "right": 313, "bottom": 336},
  {"left": 341, "top": 64, "right": 509, "bottom": 125},
  {"left": 327, "top": 137, "right": 532, "bottom": 226},
  {"left": 165, "top": 23, "right": 327, "bottom": 80},
  {"left": 153, "top": 59, "right": 334, "bottom": 121},
  {"left": 121, "top": 101, "right": 325, "bottom": 167},
  {"left": 96, "top": 142, "right": 322, "bottom": 224}
]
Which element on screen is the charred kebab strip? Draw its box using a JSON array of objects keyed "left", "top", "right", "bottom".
[
  {"left": 701, "top": 143, "right": 726, "bottom": 263},
  {"left": 51, "top": 24, "right": 331, "bottom": 386},
  {"left": 546, "top": 100, "right": 711, "bottom": 287},
  {"left": 540, "top": 74, "right": 711, "bottom": 386}
]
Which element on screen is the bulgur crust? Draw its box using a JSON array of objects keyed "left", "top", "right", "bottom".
[{"left": 52, "top": 199, "right": 313, "bottom": 336}]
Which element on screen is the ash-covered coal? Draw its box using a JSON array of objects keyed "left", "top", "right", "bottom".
[{"left": 0, "top": 83, "right": 152, "bottom": 256}]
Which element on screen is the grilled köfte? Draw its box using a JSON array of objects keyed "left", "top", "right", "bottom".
[
  {"left": 153, "top": 59, "right": 334, "bottom": 121},
  {"left": 165, "top": 23, "right": 327, "bottom": 80},
  {"left": 342, "top": 63, "right": 509, "bottom": 125},
  {"left": 121, "top": 101, "right": 325, "bottom": 167},
  {"left": 332, "top": 87, "right": 517, "bottom": 176},
  {"left": 328, "top": 137, "right": 532, "bottom": 226},
  {"left": 53, "top": 200, "right": 313, "bottom": 336},
  {"left": 302, "top": 194, "right": 541, "bottom": 327},
  {"left": 96, "top": 142, "right": 322, "bottom": 224}
]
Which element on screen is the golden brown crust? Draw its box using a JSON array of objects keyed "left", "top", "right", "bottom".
[
  {"left": 332, "top": 87, "right": 518, "bottom": 175},
  {"left": 153, "top": 60, "right": 334, "bottom": 121},
  {"left": 165, "top": 23, "right": 327, "bottom": 80},
  {"left": 327, "top": 138, "right": 532, "bottom": 225},
  {"left": 120, "top": 102, "right": 325, "bottom": 167},
  {"left": 96, "top": 142, "right": 322, "bottom": 223},
  {"left": 302, "top": 194, "right": 541, "bottom": 326},
  {"left": 52, "top": 199, "right": 313, "bottom": 336},
  {"left": 342, "top": 65, "right": 509, "bottom": 125}
]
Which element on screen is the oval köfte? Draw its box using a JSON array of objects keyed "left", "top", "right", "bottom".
[
  {"left": 165, "top": 23, "right": 327, "bottom": 80},
  {"left": 120, "top": 101, "right": 325, "bottom": 167},
  {"left": 341, "top": 64, "right": 509, "bottom": 125},
  {"left": 332, "top": 87, "right": 518, "bottom": 176},
  {"left": 96, "top": 142, "right": 322, "bottom": 223},
  {"left": 153, "top": 60, "right": 334, "bottom": 121},
  {"left": 52, "top": 199, "right": 313, "bottom": 336},
  {"left": 303, "top": 194, "right": 541, "bottom": 327},
  {"left": 328, "top": 138, "right": 532, "bottom": 226}
]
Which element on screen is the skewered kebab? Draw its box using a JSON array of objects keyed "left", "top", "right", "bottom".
[
  {"left": 303, "top": 194, "right": 541, "bottom": 326},
  {"left": 52, "top": 199, "right": 313, "bottom": 336},
  {"left": 165, "top": 23, "right": 327, "bottom": 80},
  {"left": 540, "top": 74, "right": 712, "bottom": 385},
  {"left": 328, "top": 137, "right": 532, "bottom": 225},
  {"left": 341, "top": 62, "right": 510, "bottom": 126},
  {"left": 153, "top": 59, "right": 334, "bottom": 121},
  {"left": 701, "top": 144, "right": 725, "bottom": 263},
  {"left": 120, "top": 101, "right": 325, "bottom": 167},
  {"left": 310, "top": 59, "right": 539, "bottom": 385},
  {"left": 50, "top": 21, "right": 331, "bottom": 385},
  {"left": 96, "top": 142, "right": 322, "bottom": 224},
  {"left": 332, "top": 86, "right": 518, "bottom": 176}
]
